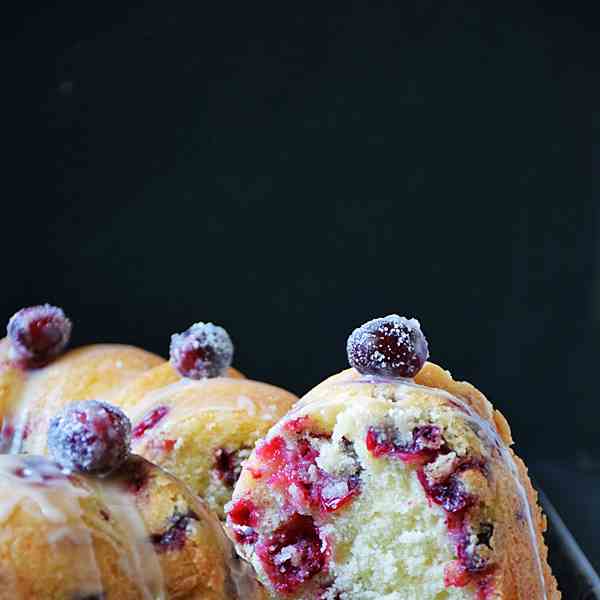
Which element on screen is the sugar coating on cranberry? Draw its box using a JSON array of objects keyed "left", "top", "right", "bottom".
[
  {"left": 169, "top": 321, "right": 234, "bottom": 379},
  {"left": 346, "top": 314, "right": 429, "bottom": 378},
  {"left": 48, "top": 400, "right": 131, "bottom": 475},
  {"left": 7, "top": 304, "right": 72, "bottom": 369}
]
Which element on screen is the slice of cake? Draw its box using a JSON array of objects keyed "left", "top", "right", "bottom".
[{"left": 226, "top": 315, "right": 560, "bottom": 599}]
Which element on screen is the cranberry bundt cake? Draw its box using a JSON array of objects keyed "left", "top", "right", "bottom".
[
  {"left": 0, "top": 306, "right": 296, "bottom": 515},
  {"left": 0, "top": 400, "right": 265, "bottom": 599},
  {"left": 226, "top": 316, "right": 560, "bottom": 599},
  {"left": 117, "top": 372, "right": 296, "bottom": 518}
]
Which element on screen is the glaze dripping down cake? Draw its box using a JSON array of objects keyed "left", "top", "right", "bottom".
[{"left": 0, "top": 453, "right": 265, "bottom": 599}]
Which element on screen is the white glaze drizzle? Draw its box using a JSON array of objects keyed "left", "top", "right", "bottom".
[
  {"left": 88, "top": 477, "right": 166, "bottom": 600},
  {"left": 0, "top": 454, "right": 103, "bottom": 598},
  {"left": 127, "top": 377, "right": 262, "bottom": 432},
  {"left": 0, "top": 455, "right": 167, "bottom": 599}
]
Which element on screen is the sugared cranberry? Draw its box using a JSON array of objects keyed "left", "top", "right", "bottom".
[
  {"left": 346, "top": 315, "right": 428, "bottom": 378},
  {"left": 227, "top": 497, "right": 259, "bottom": 544},
  {"left": 48, "top": 400, "right": 131, "bottom": 475},
  {"left": 366, "top": 425, "right": 444, "bottom": 464},
  {"left": 7, "top": 304, "right": 72, "bottom": 369},
  {"left": 256, "top": 514, "right": 328, "bottom": 594},
  {"left": 150, "top": 510, "right": 199, "bottom": 553},
  {"left": 132, "top": 406, "right": 169, "bottom": 438},
  {"left": 169, "top": 322, "right": 233, "bottom": 379}
]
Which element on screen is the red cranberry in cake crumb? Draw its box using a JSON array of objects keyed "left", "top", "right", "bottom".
[
  {"left": 132, "top": 406, "right": 169, "bottom": 438},
  {"left": 254, "top": 435, "right": 361, "bottom": 514},
  {"left": 48, "top": 400, "right": 131, "bottom": 475},
  {"left": 214, "top": 447, "right": 246, "bottom": 488},
  {"left": 285, "top": 416, "right": 332, "bottom": 439},
  {"left": 366, "top": 425, "right": 445, "bottom": 465},
  {"left": 7, "top": 304, "right": 72, "bottom": 369},
  {"left": 346, "top": 314, "right": 428, "bottom": 378},
  {"left": 255, "top": 514, "right": 329, "bottom": 594},
  {"left": 169, "top": 321, "right": 233, "bottom": 379},
  {"left": 150, "top": 510, "right": 199, "bottom": 553},
  {"left": 367, "top": 424, "right": 496, "bottom": 596},
  {"left": 417, "top": 469, "right": 473, "bottom": 513},
  {"left": 227, "top": 497, "right": 259, "bottom": 544},
  {"left": 162, "top": 439, "right": 176, "bottom": 452}
]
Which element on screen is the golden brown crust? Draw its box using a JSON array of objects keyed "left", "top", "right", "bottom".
[{"left": 9, "top": 344, "right": 163, "bottom": 455}]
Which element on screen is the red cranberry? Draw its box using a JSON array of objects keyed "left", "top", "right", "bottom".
[
  {"left": 169, "top": 322, "right": 233, "bottom": 379},
  {"left": 256, "top": 514, "right": 328, "bottom": 594},
  {"left": 346, "top": 315, "right": 428, "bottom": 378},
  {"left": 150, "top": 510, "right": 199, "bottom": 553},
  {"left": 444, "top": 561, "right": 471, "bottom": 588},
  {"left": 48, "top": 400, "right": 131, "bottom": 475},
  {"left": 132, "top": 406, "right": 169, "bottom": 438},
  {"left": 162, "top": 439, "right": 176, "bottom": 452},
  {"left": 417, "top": 469, "right": 472, "bottom": 513},
  {"left": 366, "top": 425, "right": 444, "bottom": 464},
  {"left": 214, "top": 447, "right": 246, "bottom": 488},
  {"left": 285, "top": 416, "right": 332, "bottom": 439},
  {"left": 254, "top": 435, "right": 361, "bottom": 515},
  {"left": 227, "top": 497, "right": 259, "bottom": 544},
  {"left": 7, "top": 304, "right": 72, "bottom": 369}
]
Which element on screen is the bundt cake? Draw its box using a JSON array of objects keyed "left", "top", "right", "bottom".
[
  {"left": 0, "top": 451, "right": 265, "bottom": 599},
  {"left": 226, "top": 315, "right": 560, "bottom": 599},
  {"left": 0, "top": 386, "right": 265, "bottom": 599},
  {"left": 117, "top": 369, "right": 297, "bottom": 518},
  {"left": 0, "top": 305, "right": 296, "bottom": 516}
]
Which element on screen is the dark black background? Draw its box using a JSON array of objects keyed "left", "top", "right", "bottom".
[
  {"left": 2, "top": 2, "right": 595, "bottom": 464},
  {"left": 2, "top": 0, "right": 599, "bottom": 574}
]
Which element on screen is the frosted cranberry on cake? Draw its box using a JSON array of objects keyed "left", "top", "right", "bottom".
[{"left": 226, "top": 315, "right": 560, "bottom": 600}]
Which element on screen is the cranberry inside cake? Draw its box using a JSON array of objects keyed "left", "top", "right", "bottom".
[{"left": 226, "top": 376, "right": 550, "bottom": 599}]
